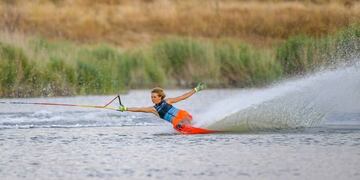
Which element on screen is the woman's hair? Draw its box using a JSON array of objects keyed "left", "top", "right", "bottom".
[{"left": 151, "top": 87, "right": 166, "bottom": 100}]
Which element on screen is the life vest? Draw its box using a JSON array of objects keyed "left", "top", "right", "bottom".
[{"left": 154, "top": 100, "right": 179, "bottom": 123}]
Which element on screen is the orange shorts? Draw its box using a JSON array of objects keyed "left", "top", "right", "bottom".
[{"left": 172, "top": 110, "right": 193, "bottom": 128}]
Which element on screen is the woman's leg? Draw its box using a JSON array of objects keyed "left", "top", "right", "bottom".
[{"left": 174, "top": 113, "right": 193, "bottom": 130}]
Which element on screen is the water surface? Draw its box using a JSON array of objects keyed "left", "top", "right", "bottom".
[{"left": 1, "top": 65, "right": 360, "bottom": 179}]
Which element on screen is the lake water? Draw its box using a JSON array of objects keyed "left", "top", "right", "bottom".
[{"left": 1, "top": 64, "right": 360, "bottom": 179}]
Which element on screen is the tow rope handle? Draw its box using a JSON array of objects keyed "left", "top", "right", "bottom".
[{"left": 117, "top": 94, "right": 123, "bottom": 106}]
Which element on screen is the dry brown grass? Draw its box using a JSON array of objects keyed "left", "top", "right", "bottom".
[{"left": 0, "top": 0, "right": 359, "bottom": 48}]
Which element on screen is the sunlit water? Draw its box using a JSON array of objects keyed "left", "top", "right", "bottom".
[{"left": 1, "top": 63, "right": 360, "bottom": 180}]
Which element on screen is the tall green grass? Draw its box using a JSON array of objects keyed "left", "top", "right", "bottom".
[
  {"left": 277, "top": 24, "right": 360, "bottom": 75},
  {"left": 0, "top": 24, "right": 358, "bottom": 97},
  {"left": 152, "top": 38, "right": 219, "bottom": 87},
  {"left": 0, "top": 42, "right": 42, "bottom": 97},
  {"left": 214, "top": 41, "right": 281, "bottom": 87},
  {"left": 152, "top": 38, "right": 281, "bottom": 87}
]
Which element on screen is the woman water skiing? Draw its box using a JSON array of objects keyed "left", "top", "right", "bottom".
[{"left": 118, "top": 83, "right": 206, "bottom": 131}]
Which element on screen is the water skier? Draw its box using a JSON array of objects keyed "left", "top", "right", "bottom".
[{"left": 118, "top": 83, "right": 206, "bottom": 131}]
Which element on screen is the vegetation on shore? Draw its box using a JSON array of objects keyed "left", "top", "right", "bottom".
[
  {"left": 0, "top": 0, "right": 359, "bottom": 48},
  {"left": 0, "top": 0, "right": 359, "bottom": 97},
  {"left": 0, "top": 24, "right": 359, "bottom": 97},
  {"left": 277, "top": 24, "right": 360, "bottom": 75}
]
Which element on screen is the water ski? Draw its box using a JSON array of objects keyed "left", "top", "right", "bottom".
[{"left": 175, "top": 124, "right": 218, "bottom": 134}]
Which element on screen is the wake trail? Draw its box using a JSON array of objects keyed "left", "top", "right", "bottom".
[{"left": 195, "top": 60, "right": 360, "bottom": 132}]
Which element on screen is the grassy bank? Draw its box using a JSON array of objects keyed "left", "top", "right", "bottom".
[
  {"left": 0, "top": 35, "right": 280, "bottom": 97},
  {"left": 0, "top": 0, "right": 359, "bottom": 48},
  {"left": 277, "top": 24, "right": 360, "bottom": 75},
  {"left": 0, "top": 25, "right": 358, "bottom": 97}
]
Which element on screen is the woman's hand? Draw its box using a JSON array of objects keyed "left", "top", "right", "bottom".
[
  {"left": 194, "top": 82, "right": 206, "bottom": 92},
  {"left": 119, "top": 105, "right": 127, "bottom": 112}
]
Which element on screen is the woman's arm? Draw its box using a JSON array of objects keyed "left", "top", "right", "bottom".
[
  {"left": 166, "top": 82, "right": 206, "bottom": 104},
  {"left": 120, "top": 105, "right": 157, "bottom": 115},
  {"left": 166, "top": 89, "right": 196, "bottom": 104},
  {"left": 127, "top": 107, "right": 157, "bottom": 114}
]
